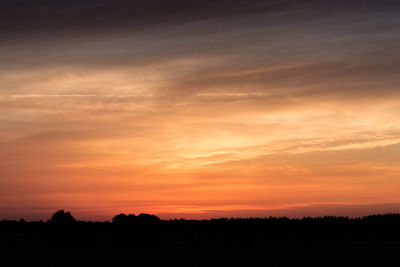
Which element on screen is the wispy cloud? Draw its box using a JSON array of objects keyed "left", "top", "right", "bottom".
[{"left": 1, "top": 0, "right": 400, "bottom": 219}]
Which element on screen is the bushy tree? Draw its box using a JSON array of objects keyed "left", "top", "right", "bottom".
[
  {"left": 49, "top": 210, "right": 76, "bottom": 225},
  {"left": 112, "top": 213, "right": 129, "bottom": 224},
  {"left": 137, "top": 213, "right": 161, "bottom": 223}
]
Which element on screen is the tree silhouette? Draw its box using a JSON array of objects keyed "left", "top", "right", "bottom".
[
  {"left": 112, "top": 213, "right": 129, "bottom": 224},
  {"left": 137, "top": 213, "right": 160, "bottom": 223},
  {"left": 49, "top": 210, "right": 76, "bottom": 225},
  {"left": 47, "top": 210, "right": 76, "bottom": 248},
  {"left": 1, "top": 211, "right": 400, "bottom": 265}
]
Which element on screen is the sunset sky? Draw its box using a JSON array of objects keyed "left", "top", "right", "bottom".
[{"left": 1, "top": 0, "right": 400, "bottom": 221}]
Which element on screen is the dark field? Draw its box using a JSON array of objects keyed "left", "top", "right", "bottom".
[{"left": 1, "top": 212, "right": 399, "bottom": 266}]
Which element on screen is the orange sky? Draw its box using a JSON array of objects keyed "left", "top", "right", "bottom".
[{"left": 1, "top": 1, "right": 400, "bottom": 220}]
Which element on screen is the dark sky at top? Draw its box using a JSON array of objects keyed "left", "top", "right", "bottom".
[{"left": 1, "top": 0, "right": 399, "bottom": 39}]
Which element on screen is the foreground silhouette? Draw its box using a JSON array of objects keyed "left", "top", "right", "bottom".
[{"left": 1, "top": 210, "right": 399, "bottom": 266}]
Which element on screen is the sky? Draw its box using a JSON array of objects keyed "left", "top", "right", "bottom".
[{"left": 1, "top": 0, "right": 400, "bottom": 221}]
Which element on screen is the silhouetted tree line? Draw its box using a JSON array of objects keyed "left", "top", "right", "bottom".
[{"left": 1, "top": 210, "right": 400, "bottom": 266}]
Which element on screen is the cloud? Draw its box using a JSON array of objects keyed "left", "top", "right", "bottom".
[{"left": 1, "top": 0, "right": 400, "bottom": 219}]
